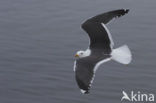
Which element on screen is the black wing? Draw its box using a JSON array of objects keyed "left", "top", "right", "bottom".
[
  {"left": 83, "top": 9, "right": 129, "bottom": 24},
  {"left": 81, "top": 9, "right": 129, "bottom": 52},
  {"left": 74, "top": 54, "right": 111, "bottom": 94},
  {"left": 74, "top": 57, "right": 97, "bottom": 94}
]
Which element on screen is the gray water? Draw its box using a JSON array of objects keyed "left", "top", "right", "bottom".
[{"left": 0, "top": 0, "right": 156, "bottom": 103}]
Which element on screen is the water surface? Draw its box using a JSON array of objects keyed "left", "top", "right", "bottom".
[{"left": 0, "top": 0, "right": 156, "bottom": 103}]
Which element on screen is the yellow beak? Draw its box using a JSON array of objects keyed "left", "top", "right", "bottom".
[{"left": 75, "top": 54, "right": 79, "bottom": 57}]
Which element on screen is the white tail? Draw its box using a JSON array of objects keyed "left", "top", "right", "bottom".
[{"left": 111, "top": 45, "right": 132, "bottom": 64}]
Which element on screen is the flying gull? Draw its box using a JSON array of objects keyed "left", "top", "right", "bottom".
[{"left": 73, "top": 9, "right": 132, "bottom": 94}]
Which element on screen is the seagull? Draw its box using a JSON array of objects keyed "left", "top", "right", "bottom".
[{"left": 73, "top": 9, "right": 132, "bottom": 94}]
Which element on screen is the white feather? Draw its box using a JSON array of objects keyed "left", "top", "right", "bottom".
[
  {"left": 111, "top": 45, "right": 132, "bottom": 64},
  {"left": 80, "top": 89, "right": 86, "bottom": 94},
  {"left": 73, "top": 61, "right": 77, "bottom": 72}
]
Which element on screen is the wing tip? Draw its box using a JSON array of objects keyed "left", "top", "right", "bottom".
[
  {"left": 80, "top": 89, "right": 90, "bottom": 94},
  {"left": 116, "top": 9, "right": 130, "bottom": 18},
  {"left": 124, "top": 9, "right": 129, "bottom": 14}
]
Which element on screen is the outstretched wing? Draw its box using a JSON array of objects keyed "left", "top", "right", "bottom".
[
  {"left": 83, "top": 9, "right": 129, "bottom": 24},
  {"left": 81, "top": 9, "right": 129, "bottom": 52},
  {"left": 74, "top": 58, "right": 95, "bottom": 94},
  {"left": 74, "top": 56, "right": 111, "bottom": 94}
]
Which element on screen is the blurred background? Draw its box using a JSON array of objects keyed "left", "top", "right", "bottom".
[{"left": 0, "top": 0, "right": 156, "bottom": 103}]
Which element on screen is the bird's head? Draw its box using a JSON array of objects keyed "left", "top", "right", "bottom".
[
  {"left": 75, "top": 50, "right": 85, "bottom": 58},
  {"left": 75, "top": 49, "right": 91, "bottom": 58}
]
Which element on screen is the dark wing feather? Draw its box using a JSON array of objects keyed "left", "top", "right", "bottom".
[
  {"left": 81, "top": 9, "right": 129, "bottom": 52},
  {"left": 84, "top": 9, "right": 129, "bottom": 24},
  {"left": 74, "top": 54, "right": 110, "bottom": 94},
  {"left": 75, "top": 57, "right": 97, "bottom": 94},
  {"left": 82, "top": 22, "right": 112, "bottom": 52}
]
